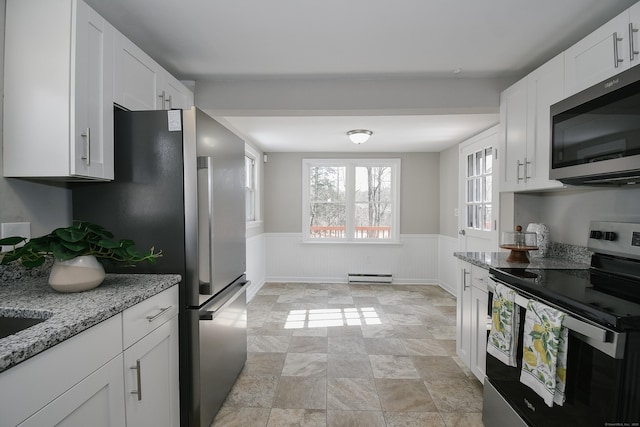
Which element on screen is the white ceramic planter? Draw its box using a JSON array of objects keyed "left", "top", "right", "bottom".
[{"left": 48, "top": 255, "right": 106, "bottom": 292}]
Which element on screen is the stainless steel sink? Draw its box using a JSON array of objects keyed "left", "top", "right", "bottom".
[{"left": 0, "top": 316, "right": 46, "bottom": 339}]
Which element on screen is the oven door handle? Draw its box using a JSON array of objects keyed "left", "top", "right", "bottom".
[{"left": 488, "top": 278, "right": 626, "bottom": 359}]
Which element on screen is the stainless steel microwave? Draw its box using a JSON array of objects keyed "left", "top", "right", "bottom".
[{"left": 550, "top": 66, "right": 640, "bottom": 186}]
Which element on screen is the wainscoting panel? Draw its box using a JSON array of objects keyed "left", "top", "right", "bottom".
[
  {"left": 246, "top": 233, "right": 266, "bottom": 301},
  {"left": 265, "top": 233, "right": 445, "bottom": 284},
  {"left": 438, "top": 235, "right": 459, "bottom": 296}
]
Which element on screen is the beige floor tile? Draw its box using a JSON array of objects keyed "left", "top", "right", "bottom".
[
  {"left": 426, "top": 325, "right": 457, "bottom": 340},
  {"left": 363, "top": 337, "right": 408, "bottom": 355},
  {"left": 244, "top": 352, "right": 286, "bottom": 376},
  {"left": 328, "top": 336, "right": 367, "bottom": 354},
  {"left": 248, "top": 335, "right": 291, "bottom": 353},
  {"left": 391, "top": 325, "right": 433, "bottom": 339},
  {"left": 351, "top": 296, "right": 380, "bottom": 306},
  {"left": 288, "top": 336, "right": 328, "bottom": 353},
  {"left": 292, "top": 326, "right": 328, "bottom": 337},
  {"left": 266, "top": 409, "right": 327, "bottom": 427},
  {"left": 384, "top": 411, "right": 446, "bottom": 427},
  {"left": 424, "top": 379, "right": 484, "bottom": 413},
  {"left": 328, "top": 295, "right": 354, "bottom": 304},
  {"left": 412, "top": 356, "right": 469, "bottom": 381},
  {"left": 375, "top": 378, "right": 438, "bottom": 412},
  {"left": 327, "top": 325, "right": 362, "bottom": 337},
  {"left": 369, "top": 355, "right": 420, "bottom": 379},
  {"left": 327, "top": 378, "right": 381, "bottom": 410},
  {"left": 440, "top": 412, "right": 484, "bottom": 427},
  {"left": 211, "top": 407, "right": 271, "bottom": 427},
  {"left": 402, "top": 339, "right": 449, "bottom": 356},
  {"left": 360, "top": 323, "right": 396, "bottom": 338},
  {"left": 327, "top": 410, "right": 386, "bottom": 427},
  {"left": 327, "top": 354, "right": 373, "bottom": 378},
  {"left": 282, "top": 353, "right": 327, "bottom": 377},
  {"left": 386, "top": 313, "right": 424, "bottom": 326},
  {"left": 252, "top": 322, "right": 295, "bottom": 336},
  {"left": 223, "top": 375, "right": 279, "bottom": 408},
  {"left": 273, "top": 377, "right": 327, "bottom": 409}
]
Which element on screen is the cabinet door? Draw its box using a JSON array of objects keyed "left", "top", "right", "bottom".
[
  {"left": 18, "top": 355, "right": 125, "bottom": 427},
  {"left": 498, "top": 77, "right": 528, "bottom": 192},
  {"left": 470, "top": 285, "right": 489, "bottom": 383},
  {"left": 123, "top": 316, "right": 179, "bottom": 427},
  {"left": 524, "top": 53, "right": 564, "bottom": 191},
  {"left": 114, "top": 30, "right": 162, "bottom": 110},
  {"left": 630, "top": 2, "right": 640, "bottom": 68},
  {"left": 159, "top": 73, "right": 194, "bottom": 110},
  {"left": 456, "top": 262, "right": 472, "bottom": 367},
  {"left": 72, "top": 0, "right": 114, "bottom": 180},
  {"left": 565, "top": 10, "right": 630, "bottom": 96}
]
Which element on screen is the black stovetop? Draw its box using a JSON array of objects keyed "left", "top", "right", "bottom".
[{"left": 490, "top": 266, "right": 640, "bottom": 331}]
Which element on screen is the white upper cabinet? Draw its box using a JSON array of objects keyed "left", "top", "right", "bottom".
[
  {"left": 499, "top": 54, "right": 564, "bottom": 192},
  {"left": 114, "top": 30, "right": 161, "bottom": 111},
  {"left": 630, "top": 2, "right": 640, "bottom": 68},
  {"left": 114, "top": 30, "right": 193, "bottom": 111},
  {"left": 564, "top": 9, "right": 631, "bottom": 96},
  {"left": 4, "top": 0, "right": 114, "bottom": 180}
]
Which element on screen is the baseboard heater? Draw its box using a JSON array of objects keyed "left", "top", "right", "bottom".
[{"left": 347, "top": 273, "right": 393, "bottom": 283}]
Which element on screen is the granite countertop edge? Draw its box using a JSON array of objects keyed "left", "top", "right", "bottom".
[
  {"left": 453, "top": 251, "right": 591, "bottom": 270},
  {"left": 0, "top": 273, "right": 181, "bottom": 373}
]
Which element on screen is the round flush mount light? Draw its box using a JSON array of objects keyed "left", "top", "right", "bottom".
[{"left": 347, "top": 129, "right": 373, "bottom": 144}]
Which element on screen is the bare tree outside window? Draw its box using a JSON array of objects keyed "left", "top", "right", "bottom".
[{"left": 303, "top": 159, "right": 399, "bottom": 242}]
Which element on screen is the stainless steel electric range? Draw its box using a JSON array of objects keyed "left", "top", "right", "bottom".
[{"left": 483, "top": 221, "right": 640, "bottom": 427}]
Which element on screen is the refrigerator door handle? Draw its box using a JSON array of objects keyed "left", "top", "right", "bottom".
[{"left": 199, "top": 279, "right": 249, "bottom": 318}]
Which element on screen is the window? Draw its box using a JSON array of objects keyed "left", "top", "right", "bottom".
[
  {"left": 465, "top": 147, "right": 492, "bottom": 231},
  {"left": 302, "top": 159, "right": 400, "bottom": 242},
  {"left": 244, "top": 143, "right": 262, "bottom": 225},
  {"left": 245, "top": 154, "right": 256, "bottom": 221}
]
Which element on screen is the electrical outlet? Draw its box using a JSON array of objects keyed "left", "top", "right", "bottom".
[
  {"left": 454, "top": 208, "right": 459, "bottom": 217},
  {"left": 1, "top": 222, "right": 31, "bottom": 250}
]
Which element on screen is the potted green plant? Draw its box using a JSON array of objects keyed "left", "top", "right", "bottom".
[{"left": 0, "top": 221, "right": 161, "bottom": 292}]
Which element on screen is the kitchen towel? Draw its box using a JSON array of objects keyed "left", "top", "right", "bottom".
[
  {"left": 520, "top": 299, "right": 568, "bottom": 407},
  {"left": 487, "top": 283, "right": 519, "bottom": 367}
]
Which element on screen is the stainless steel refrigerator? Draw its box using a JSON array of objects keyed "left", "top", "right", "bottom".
[{"left": 72, "top": 107, "right": 248, "bottom": 427}]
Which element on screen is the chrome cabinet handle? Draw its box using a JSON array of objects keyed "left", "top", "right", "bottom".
[
  {"left": 130, "top": 360, "right": 142, "bottom": 401},
  {"left": 462, "top": 269, "right": 471, "bottom": 291},
  {"left": 166, "top": 94, "right": 172, "bottom": 109},
  {"left": 630, "top": 23, "right": 639, "bottom": 61},
  {"left": 613, "top": 32, "right": 624, "bottom": 68},
  {"left": 146, "top": 306, "right": 172, "bottom": 322},
  {"left": 524, "top": 157, "right": 531, "bottom": 181},
  {"left": 80, "top": 128, "right": 90, "bottom": 166},
  {"left": 158, "top": 90, "right": 166, "bottom": 109},
  {"left": 516, "top": 160, "right": 524, "bottom": 182}
]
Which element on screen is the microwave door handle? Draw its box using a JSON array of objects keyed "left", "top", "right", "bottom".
[
  {"left": 613, "top": 32, "right": 624, "bottom": 68},
  {"left": 630, "top": 22, "right": 639, "bottom": 61}
]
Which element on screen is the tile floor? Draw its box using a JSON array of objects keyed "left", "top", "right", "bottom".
[{"left": 211, "top": 282, "right": 484, "bottom": 427}]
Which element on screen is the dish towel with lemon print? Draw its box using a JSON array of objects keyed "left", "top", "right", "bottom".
[
  {"left": 487, "top": 283, "right": 519, "bottom": 367},
  {"left": 520, "top": 299, "right": 568, "bottom": 407}
]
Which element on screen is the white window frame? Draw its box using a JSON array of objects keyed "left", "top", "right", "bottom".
[
  {"left": 302, "top": 158, "right": 401, "bottom": 243},
  {"left": 245, "top": 144, "right": 262, "bottom": 228}
]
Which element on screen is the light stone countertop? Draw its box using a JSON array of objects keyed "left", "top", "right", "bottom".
[
  {"left": 453, "top": 251, "right": 590, "bottom": 270},
  {"left": 0, "top": 274, "right": 181, "bottom": 373}
]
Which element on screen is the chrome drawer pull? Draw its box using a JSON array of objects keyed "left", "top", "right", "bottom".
[
  {"left": 130, "top": 360, "right": 142, "bottom": 401},
  {"left": 146, "top": 306, "right": 172, "bottom": 322}
]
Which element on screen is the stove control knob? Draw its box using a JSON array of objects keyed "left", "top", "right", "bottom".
[
  {"left": 603, "top": 231, "right": 617, "bottom": 241},
  {"left": 590, "top": 230, "right": 603, "bottom": 239}
]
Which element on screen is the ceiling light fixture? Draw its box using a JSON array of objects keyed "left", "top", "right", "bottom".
[{"left": 347, "top": 129, "right": 372, "bottom": 144}]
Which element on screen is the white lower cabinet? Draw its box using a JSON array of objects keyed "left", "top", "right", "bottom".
[
  {"left": 456, "top": 260, "right": 490, "bottom": 383},
  {"left": 123, "top": 315, "right": 179, "bottom": 427},
  {"left": 18, "top": 355, "right": 126, "bottom": 427},
  {"left": 0, "top": 285, "right": 179, "bottom": 427}
]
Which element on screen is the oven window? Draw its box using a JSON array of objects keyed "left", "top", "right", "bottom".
[{"left": 552, "top": 79, "right": 640, "bottom": 169}]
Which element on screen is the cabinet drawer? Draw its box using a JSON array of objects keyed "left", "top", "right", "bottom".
[
  {"left": 122, "top": 286, "right": 178, "bottom": 349},
  {"left": 471, "top": 266, "right": 489, "bottom": 291}
]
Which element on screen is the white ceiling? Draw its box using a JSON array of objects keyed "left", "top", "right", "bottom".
[{"left": 86, "top": 0, "right": 638, "bottom": 152}]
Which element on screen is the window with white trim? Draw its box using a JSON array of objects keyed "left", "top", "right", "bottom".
[
  {"left": 245, "top": 154, "right": 256, "bottom": 221},
  {"left": 302, "top": 159, "right": 400, "bottom": 242}
]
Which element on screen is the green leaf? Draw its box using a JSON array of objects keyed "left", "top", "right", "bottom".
[
  {"left": 54, "top": 227, "right": 87, "bottom": 243},
  {"left": 0, "top": 236, "right": 27, "bottom": 246},
  {"left": 97, "top": 239, "right": 121, "bottom": 249},
  {"left": 22, "top": 257, "right": 45, "bottom": 268}
]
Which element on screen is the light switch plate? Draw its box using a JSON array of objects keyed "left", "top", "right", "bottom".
[{"left": 1, "top": 222, "right": 31, "bottom": 250}]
